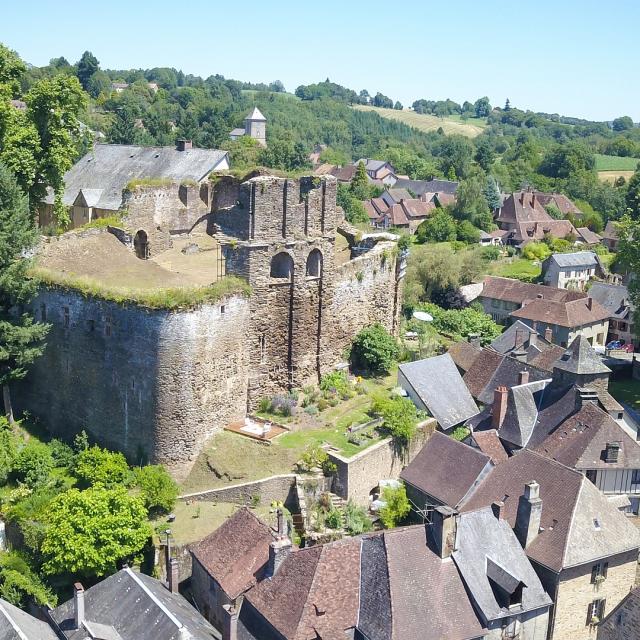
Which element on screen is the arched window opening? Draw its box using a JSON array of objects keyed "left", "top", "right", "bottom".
[
  {"left": 270, "top": 252, "right": 294, "bottom": 280},
  {"left": 134, "top": 230, "right": 150, "bottom": 260},
  {"left": 306, "top": 249, "right": 323, "bottom": 278}
]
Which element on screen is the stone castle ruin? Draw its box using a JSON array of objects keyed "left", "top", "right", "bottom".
[{"left": 18, "top": 174, "right": 405, "bottom": 477}]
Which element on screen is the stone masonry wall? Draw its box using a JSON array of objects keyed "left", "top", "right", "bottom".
[
  {"left": 551, "top": 549, "right": 638, "bottom": 640},
  {"left": 329, "top": 420, "right": 435, "bottom": 506},
  {"left": 14, "top": 288, "right": 250, "bottom": 479}
]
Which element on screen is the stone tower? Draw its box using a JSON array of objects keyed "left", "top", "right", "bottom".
[{"left": 244, "top": 107, "right": 267, "bottom": 147}]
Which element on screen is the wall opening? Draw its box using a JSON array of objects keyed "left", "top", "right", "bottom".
[
  {"left": 306, "top": 249, "right": 323, "bottom": 278},
  {"left": 134, "top": 229, "right": 150, "bottom": 260},
  {"left": 270, "top": 252, "right": 294, "bottom": 280}
]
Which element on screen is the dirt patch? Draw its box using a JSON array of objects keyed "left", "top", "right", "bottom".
[{"left": 598, "top": 170, "right": 635, "bottom": 183}]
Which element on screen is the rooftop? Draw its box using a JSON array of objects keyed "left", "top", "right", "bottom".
[
  {"left": 0, "top": 598, "right": 58, "bottom": 640},
  {"left": 552, "top": 335, "right": 611, "bottom": 375},
  {"left": 480, "top": 276, "right": 585, "bottom": 306},
  {"left": 546, "top": 251, "right": 599, "bottom": 268},
  {"left": 511, "top": 296, "right": 610, "bottom": 328}
]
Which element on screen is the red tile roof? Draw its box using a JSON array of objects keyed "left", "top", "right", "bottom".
[
  {"left": 472, "top": 430, "right": 509, "bottom": 464},
  {"left": 511, "top": 296, "right": 610, "bottom": 328},
  {"left": 577, "top": 227, "right": 602, "bottom": 244},
  {"left": 481, "top": 276, "right": 586, "bottom": 305}
]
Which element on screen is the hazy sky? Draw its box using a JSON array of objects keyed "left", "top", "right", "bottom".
[{"left": 3, "top": 0, "right": 638, "bottom": 121}]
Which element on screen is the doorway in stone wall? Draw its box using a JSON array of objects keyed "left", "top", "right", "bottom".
[{"left": 134, "top": 230, "right": 150, "bottom": 259}]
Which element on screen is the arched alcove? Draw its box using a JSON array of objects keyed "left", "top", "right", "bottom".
[
  {"left": 306, "top": 249, "right": 323, "bottom": 278},
  {"left": 134, "top": 230, "right": 149, "bottom": 260},
  {"left": 270, "top": 252, "right": 294, "bottom": 280}
]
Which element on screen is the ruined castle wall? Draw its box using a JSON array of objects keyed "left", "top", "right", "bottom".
[{"left": 14, "top": 288, "right": 250, "bottom": 478}]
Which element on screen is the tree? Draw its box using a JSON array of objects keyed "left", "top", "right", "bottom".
[
  {"left": 416, "top": 209, "right": 457, "bottom": 243},
  {"left": 268, "top": 80, "right": 285, "bottom": 93},
  {"left": 86, "top": 70, "right": 111, "bottom": 98},
  {"left": 373, "top": 92, "right": 393, "bottom": 108},
  {"left": 473, "top": 96, "right": 492, "bottom": 118},
  {"left": 337, "top": 183, "right": 369, "bottom": 224},
  {"left": 378, "top": 484, "right": 410, "bottom": 528},
  {"left": 436, "top": 136, "right": 473, "bottom": 179},
  {"left": 41, "top": 486, "right": 151, "bottom": 578},
  {"left": 393, "top": 101, "right": 403, "bottom": 110},
  {"left": 108, "top": 103, "right": 138, "bottom": 145},
  {"left": 74, "top": 446, "right": 132, "bottom": 488},
  {"left": 612, "top": 116, "right": 634, "bottom": 132},
  {"left": 350, "top": 161, "right": 370, "bottom": 200},
  {"left": 483, "top": 176, "right": 501, "bottom": 210},
  {"left": 372, "top": 395, "right": 419, "bottom": 443},
  {"left": 0, "top": 551, "right": 56, "bottom": 607},
  {"left": 258, "top": 139, "right": 309, "bottom": 171},
  {"left": 135, "top": 465, "right": 179, "bottom": 515},
  {"left": 350, "top": 324, "right": 399, "bottom": 375},
  {"left": 13, "top": 441, "right": 53, "bottom": 488},
  {"left": 0, "top": 164, "right": 49, "bottom": 422},
  {"left": 474, "top": 138, "right": 495, "bottom": 172},
  {"left": 457, "top": 220, "right": 481, "bottom": 244},
  {"left": 76, "top": 51, "right": 99, "bottom": 91},
  {"left": 453, "top": 177, "right": 492, "bottom": 230},
  {"left": 504, "top": 98, "right": 511, "bottom": 111},
  {"left": 625, "top": 168, "right": 640, "bottom": 219}
]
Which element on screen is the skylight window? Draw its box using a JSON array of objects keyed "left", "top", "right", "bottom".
[{"left": 593, "top": 518, "right": 601, "bottom": 531}]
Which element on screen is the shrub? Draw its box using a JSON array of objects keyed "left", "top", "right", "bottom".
[
  {"left": 451, "top": 426, "right": 471, "bottom": 442},
  {"left": 270, "top": 393, "right": 297, "bottom": 417},
  {"left": 480, "top": 245, "right": 501, "bottom": 261},
  {"left": 48, "top": 439, "right": 75, "bottom": 469},
  {"left": 522, "top": 242, "right": 551, "bottom": 261},
  {"left": 372, "top": 396, "right": 419, "bottom": 443},
  {"left": 415, "top": 302, "right": 502, "bottom": 344},
  {"left": 135, "top": 465, "right": 179, "bottom": 515},
  {"left": 0, "top": 551, "right": 57, "bottom": 607},
  {"left": 304, "top": 405, "right": 319, "bottom": 415},
  {"left": 350, "top": 324, "right": 399, "bottom": 375},
  {"left": 74, "top": 446, "right": 132, "bottom": 488},
  {"left": 320, "top": 370, "right": 349, "bottom": 397},
  {"left": 258, "top": 397, "right": 271, "bottom": 412},
  {"left": 13, "top": 442, "right": 53, "bottom": 489},
  {"left": 0, "top": 418, "right": 18, "bottom": 484},
  {"left": 298, "top": 445, "right": 336, "bottom": 476},
  {"left": 317, "top": 398, "right": 329, "bottom": 411},
  {"left": 379, "top": 484, "right": 411, "bottom": 529},
  {"left": 325, "top": 509, "right": 342, "bottom": 530},
  {"left": 344, "top": 501, "right": 373, "bottom": 535}
]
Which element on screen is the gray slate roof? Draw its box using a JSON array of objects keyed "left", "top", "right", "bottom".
[
  {"left": 547, "top": 251, "right": 598, "bottom": 268},
  {"left": 399, "top": 354, "right": 479, "bottom": 429},
  {"left": 588, "top": 282, "right": 632, "bottom": 319},
  {"left": 50, "top": 568, "right": 218, "bottom": 640},
  {"left": 499, "top": 379, "right": 553, "bottom": 448},
  {"left": 552, "top": 335, "right": 611, "bottom": 375},
  {"left": 393, "top": 178, "right": 459, "bottom": 196},
  {"left": 0, "top": 599, "right": 57, "bottom": 640},
  {"left": 45, "top": 143, "right": 229, "bottom": 211},
  {"left": 453, "top": 508, "right": 551, "bottom": 622},
  {"left": 245, "top": 107, "right": 266, "bottom": 121}
]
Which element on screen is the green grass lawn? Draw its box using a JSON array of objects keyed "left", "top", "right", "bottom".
[
  {"left": 490, "top": 258, "right": 541, "bottom": 281},
  {"left": 608, "top": 379, "right": 640, "bottom": 411},
  {"left": 595, "top": 154, "right": 640, "bottom": 171}
]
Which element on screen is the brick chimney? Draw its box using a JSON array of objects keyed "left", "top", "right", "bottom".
[
  {"left": 432, "top": 506, "right": 458, "bottom": 559},
  {"left": 544, "top": 326, "right": 553, "bottom": 343},
  {"left": 276, "top": 508, "right": 287, "bottom": 537},
  {"left": 575, "top": 387, "right": 599, "bottom": 412},
  {"left": 587, "top": 297, "right": 593, "bottom": 310},
  {"left": 74, "top": 583, "right": 85, "bottom": 630},
  {"left": 515, "top": 481, "right": 542, "bottom": 549},
  {"left": 528, "top": 330, "right": 537, "bottom": 349},
  {"left": 267, "top": 536, "right": 292, "bottom": 577},
  {"left": 605, "top": 442, "right": 621, "bottom": 464},
  {"left": 176, "top": 139, "right": 192, "bottom": 151},
  {"left": 491, "top": 500, "right": 505, "bottom": 520},
  {"left": 519, "top": 370, "right": 530, "bottom": 385},
  {"left": 168, "top": 557, "right": 179, "bottom": 594},
  {"left": 492, "top": 386, "right": 509, "bottom": 430},
  {"left": 222, "top": 603, "right": 239, "bottom": 640}
]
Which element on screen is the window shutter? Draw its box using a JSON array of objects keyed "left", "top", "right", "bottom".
[
  {"left": 591, "top": 564, "right": 598, "bottom": 584},
  {"left": 602, "top": 562, "right": 609, "bottom": 578},
  {"left": 599, "top": 599, "right": 607, "bottom": 620},
  {"left": 587, "top": 602, "right": 594, "bottom": 626}
]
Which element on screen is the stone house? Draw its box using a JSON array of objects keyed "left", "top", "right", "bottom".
[
  {"left": 542, "top": 251, "right": 604, "bottom": 290},
  {"left": 356, "top": 158, "right": 397, "bottom": 185},
  {"left": 477, "top": 276, "right": 586, "bottom": 326},
  {"left": 589, "top": 283, "right": 636, "bottom": 348},
  {"left": 601, "top": 221, "right": 620, "bottom": 252},
  {"left": 190, "top": 507, "right": 279, "bottom": 630},
  {"left": 597, "top": 586, "right": 640, "bottom": 639},
  {"left": 228, "top": 107, "right": 267, "bottom": 147},
  {"left": 38, "top": 141, "right": 230, "bottom": 229}
]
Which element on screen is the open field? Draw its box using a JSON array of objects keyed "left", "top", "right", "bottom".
[
  {"left": 608, "top": 378, "right": 640, "bottom": 411},
  {"left": 598, "top": 170, "right": 636, "bottom": 184},
  {"left": 352, "top": 105, "right": 486, "bottom": 138},
  {"left": 594, "top": 154, "right": 640, "bottom": 171}
]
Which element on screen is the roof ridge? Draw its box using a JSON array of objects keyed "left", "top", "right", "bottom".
[
  {"left": 290, "top": 545, "right": 324, "bottom": 640},
  {"left": 562, "top": 477, "right": 587, "bottom": 566},
  {"left": 0, "top": 601, "right": 30, "bottom": 640}
]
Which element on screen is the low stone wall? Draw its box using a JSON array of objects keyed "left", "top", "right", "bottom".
[
  {"left": 179, "top": 474, "right": 298, "bottom": 510},
  {"left": 328, "top": 419, "right": 436, "bottom": 506}
]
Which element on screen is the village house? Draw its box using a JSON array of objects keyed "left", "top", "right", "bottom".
[
  {"left": 495, "top": 191, "right": 578, "bottom": 247},
  {"left": 228, "top": 106, "right": 267, "bottom": 147},
  {"left": 398, "top": 353, "right": 479, "bottom": 431},
  {"left": 589, "top": 282, "right": 636, "bottom": 348},
  {"left": 356, "top": 158, "right": 397, "bottom": 185},
  {"left": 47, "top": 567, "right": 218, "bottom": 639},
  {"left": 532, "top": 191, "right": 582, "bottom": 218},
  {"left": 477, "top": 276, "right": 586, "bottom": 325},
  {"left": 576, "top": 226, "right": 602, "bottom": 246},
  {"left": 541, "top": 251, "right": 605, "bottom": 290},
  {"left": 597, "top": 586, "right": 640, "bottom": 639},
  {"left": 392, "top": 177, "right": 459, "bottom": 199},
  {"left": 601, "top": 221, "right": 620, "bottom": 252},
  {"left": 363, "top": 187, "right": 440, "bottom": 232},
  {"left": 38, "top": 141, "right": 230, "bottom": 229}
]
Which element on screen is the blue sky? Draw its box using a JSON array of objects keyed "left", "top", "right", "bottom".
[{"left": 2, "top": 0, "right": 638, "bottom": 121}]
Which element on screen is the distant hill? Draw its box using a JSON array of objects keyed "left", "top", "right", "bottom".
[{"left": 352, "top": 105, "right": 486, "bottom": 138}]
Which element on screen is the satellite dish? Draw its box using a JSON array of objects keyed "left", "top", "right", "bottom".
[{"left": 412, "top": 311, "right": 433, "bottom": 322}]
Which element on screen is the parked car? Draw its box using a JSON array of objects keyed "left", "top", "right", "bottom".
[
  {"left": 606, "top": 340, "right": 624, "bottom": 350},
  {"left": 621, "top": 343, "right": 635, "bottom": 353}
]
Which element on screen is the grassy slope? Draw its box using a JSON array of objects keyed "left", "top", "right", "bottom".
[
  {"left": 352, "top": 105, "right": 486, "bottom": 138},
  {"left": 595, "top": 154, "right": 640, "bottom": 171},
  {"left": 489, "top": 258, "right": 542, "bottom": 280},
  {"left": 608, "top": 379, "right": 640, "bottom": 411}
]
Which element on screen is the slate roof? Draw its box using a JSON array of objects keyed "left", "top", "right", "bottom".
[
  {"left": 471, "top": 429, "right": 509, "bottom": 464},
  {"left": 0, "top": 598, "right": 57, "bottom": 640},
  {"left": 511, "top": 296, "right": 610, "bottom": 328},
  {"left": 461, "top": 449, "right": 640, "bottom": 571},
  {"left": 577, "top": 227, "right": 601, "bottom": 244},
  {"left": 529, "top": 344, "right": 567, "bottom": 373},
  {"left": 50, "top": 568, "right": 218, "bottom": 640},
  {"left": 463, "top": 349, "right": 505, "bottom": 399},
  {"left": 384, "top": 203, "right": 409, "bottom": 227},
  {"left": 453, "top": 508, "right": 552, "bottom": 622},
  {"left": 552, "top": 335, "right": 611, "bottom": 375},
  {"left": 45, "top": 143, "right": 229, "bottom": 211},
  {"left": 392, "top": 178, "right": 459, "bottom": 196},
  {"left": 383, "top": 188, "right": 412, "bottom": 204},
  {"left": 533, "top": 192, "right": 582, "bottom": 216},
  {"left": 602, "top": 220, "right": 619, "bottom": 241},
  {"left": 496, "top": 191, "right": 553, "bottom": 225},
  {"left": 588, "top": 282, "right": 632, "bottom": 319},
  {"left": 598, "top": 586, "right": 640, "bottom": 637},
  {"left": 546, "top": 251, "right": 599, "bottom": 268},
  {"left": 242, "top": 537, "right": 361, "bottom": 640},
  {"left": 401, "top": 432, "right": 492, "bottom": 508},
  {"left": 499, "top": 379, "right": 553, "bottom": 448},
  {"left": 190, "top": 507, "right": 276, "bottom": 599},
  {"left": 490, "top": 320, "right": 540, "bottom": 354},
  {"left": 480, "top": 276, "right": 586, "bottom": 305},
  {"left": 448, "top": 340, "right": 482, "bottom": 373},
  {"left": 399, "top": 354, "right": 479, "bottom": 429},
  {"left": 535, "top": 402, "right": 640, "bottom": 470},
  {"left": 330, "top": 164, "right": 357, "bottom": 182},
  {"left": 245, "top": 107, "right": 266, "bottom": 121},
  {"left": 229, "top": 127, "right": 246, "bottom": 136}
]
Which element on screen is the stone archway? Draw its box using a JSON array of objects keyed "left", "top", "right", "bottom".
[
  {"left": 134, "top": 230, "right": 149, "bottom": 260},
  {"left": 306, "top": 248, "right": 323, "bottom": 278}
]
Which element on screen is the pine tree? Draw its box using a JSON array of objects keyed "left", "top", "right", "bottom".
[
  {"left": 483, "top": 176, "right": 502, "bottom": 211},
  {"left": 504, "top": 98, "right": 511, "bottom": 111},
  {"left": 350, "top": 161, "right": 370, "bottom": 200},
  {"left": 0, "top": 163, "right": 49, "bottom": 422}
]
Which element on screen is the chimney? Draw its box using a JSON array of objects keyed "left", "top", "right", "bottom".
[
  {"left": 575, "top": 387, "right": 599, "bottom": 411},
  {"left": 544, "top": 326, "right": 553, "bottom": 343},
  {"left": 267, "top": 536, "right": 292, "bottom": 577},
  {"left": 432, "top": 506, "right": 458, "bottom": 559},
  {"left": 531, "top": 194, "right": 536, "bottom": 207},
  {"left": 74, "top": 583, "right": 85, "bottom": 630},
  {"left": 491, "top": 500, "right": 505, "bottom": 520},
  {"left": 519, "top": 370, "right": 530, "bottom": 385},
  {"left": 276, "top": 508, "right": 286, "bottom": 537},
  {"left": 468, "top": 332, "right": 481, "bottom": 347},
  {"left": 514, "top": 328, "right": 525, "bottom": 348},
  {"left": 587, "top": 297, "right": 593, "bottom": 310},
  {"left": 520, "top": 192, "right": 525, "bottom": 205},
  {"left": 515, "top": 481, "right": 543, "bottom": 549},
  {"left": 492, "top": 386, "right": 508, "bottom": 430},
  {"left": 169, "top": 557, "right": 179, "bottom": 594},
  {"left": 528, "top": 329, "right": 537, "bottom": 349},
  {"left": 222, "top": 603, "right": 239, "bottom": 640},
  {"left": 176, "top": 139, "right": 192, "bottom": 151},
  {"left": 605, "top": 442, "right": 621, "bottom": 464}
]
